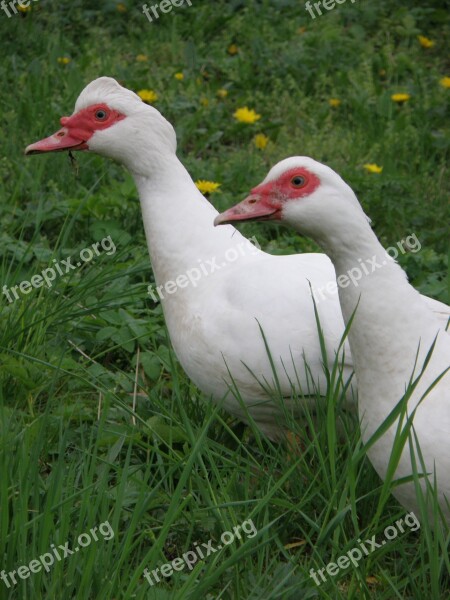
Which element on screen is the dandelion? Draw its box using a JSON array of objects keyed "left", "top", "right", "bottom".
[
  {"left": 174, "top": 72, "right": 184, "bottom": 81},
  {"left": 18, "top": 3, "right": 31, "bottom": 12},
  {"left": 116, "top": 3, "right": 127, "bottom": 13},
  {"left": 328, "top": 98, "right": 341, "bottom": 108},
  {"left": 253, "top": 134, "right": 269, "bottom": 150},
  {"left": 363, "top": 163, "right": 383, "bottom": 174},
  {"left": 57, "top": 57, "right": 71, "bottom": 65},
  {"left": 137, "top": 89, "right": 158, "bottom": 103},
  {"left": 227, "top": 44, "right": 239, "bottom": 55},
  {"left": 200, "top": 97, "right": 209, "bottom": 107},
  {"left": 136, "top": 54, "right": 148, "bottom": 62},
  {"left": 217, "top": 88, "right": 228, "bottom": 99},
  {"left": 391, "top": 93, "right": 410, "bottom": 104},
  {"left": 233, "top": 107, "right": 261, "bottom": 124},
  {"left": 417, "top": 35, "right": 434, "bottom": 49},
  {"left": 439, "top": 77, "right": 450, "bottom": 89},
  {"left": 195, "top": 180, "right": 221, "bottom": 195}
]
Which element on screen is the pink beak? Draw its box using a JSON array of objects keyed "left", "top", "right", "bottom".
[
  {"left": 214, "top": 194, "right": 280, "bottom": 226},
  {"left": 25, "top": 127, "right": 88, "bottom": 155}
]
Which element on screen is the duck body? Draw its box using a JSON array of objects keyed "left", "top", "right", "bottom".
[{"left": 133, "top": 169, "right": 353, "bottom": 436}]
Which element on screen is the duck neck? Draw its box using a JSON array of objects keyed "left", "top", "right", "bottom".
[
  {"left": 131, "top": 153, "right": 254, "bottom": 290},
  {"left": 321, "top": 213, "right": 436, "bottom": 395}
]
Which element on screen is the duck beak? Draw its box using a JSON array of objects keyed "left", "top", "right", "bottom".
[
  {"left": 25, "top": 127, "right": 88, "bottom": 155},
  {"left": 214, "top": 194, "right": 280, "bottom": 226}
]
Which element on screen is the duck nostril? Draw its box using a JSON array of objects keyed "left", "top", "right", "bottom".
[
  {"left": 56, "top": 131, "right": 65, "bottom": 137},
  {"left": 248, "top": 198, "right": 257, "bottom": 204}
]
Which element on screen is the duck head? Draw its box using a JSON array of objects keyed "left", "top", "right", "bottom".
[
  {"left": 25, "top": 77, "right": 177, "bottom": 176},
  {"left": 214, "top": 157, "right": 370, "bottom": 250}
]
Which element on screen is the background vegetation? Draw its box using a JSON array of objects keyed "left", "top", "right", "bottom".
[{"left": 0, "top": 0, "right": 448, "bottom": 598}]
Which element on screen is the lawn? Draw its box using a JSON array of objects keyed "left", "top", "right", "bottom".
[{"left": 0, "top": 0, "right": 449, "bottom": 598}]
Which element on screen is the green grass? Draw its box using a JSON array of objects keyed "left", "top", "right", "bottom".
[{"left": 0, "top": 0, "right": 449, "bottom": 598}]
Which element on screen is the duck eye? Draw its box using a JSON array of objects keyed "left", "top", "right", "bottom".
[
  {"left": 291, "top": 176, "right": 305, "bottom": 188},
  {"left": 95, "top": 109, "right": 108, "bottom": 121}
]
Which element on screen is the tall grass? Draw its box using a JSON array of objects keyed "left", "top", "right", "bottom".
[{"left": 0, "top": 0, "right": 449, "bottom": 598}]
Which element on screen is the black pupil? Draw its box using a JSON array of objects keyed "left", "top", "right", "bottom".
[
  {"left": 293, "top": 177, "right": 304, "bottom": 186},
  {"left": 96, "top": 110, "right": 106, "bottom": 119}
]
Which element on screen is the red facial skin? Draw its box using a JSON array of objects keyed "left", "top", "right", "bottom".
[
  {"left": 25, "top": 104, "right": 126, "bottom": 155},
  {"left": 214, "top": 167, "right": 320, "bottom": 226}
]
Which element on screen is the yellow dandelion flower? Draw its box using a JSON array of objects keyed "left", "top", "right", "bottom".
[
  {"left": 116, "top": 3, "right": 127, "bottom": 13},
  {"left": 363, "top": 163, "right": 383, "bottom": 174},
  {"left": 137, "top": 89, "right": 158, "bottom": 103},
  {"left": 328, "top": 98, "right": 341, "bottom": 108},
  {"left": 391, "top": 93, "right": 411, "bottom": 104},
  {"left": 195, "top": 180, "right": 221, "bottom": 195},
  {"left": 200, "top": 97, "right": 209, "bottom": 107},
  {"left": 439, "top": 76, "right": 450, "bottom": 89},
  {"left": 233, "top": 107, "right": 261, "bottom": 124},
  {"left": 253, "top": 134, "right": 269, "bottom": 150},
  {"left": 18, "top": 3, "right": 32, "bottom": 12},
  {"left": 57, "top": 57, "right": 71, "bottom": 65},
  {"left": 174, "top": 72, "right": 184, "bottom": 81},
  {"left": 136, "top": 54, "right": 148, "bottom": 62},
  {"left": 227, "top": 44, "right": 239, "bottom": 55},
  {"left": 417, "top": 35, "right": 434, "bottom": 49},
  {"left": 217, "top": 88, "right": 228, "bottom": 99}
]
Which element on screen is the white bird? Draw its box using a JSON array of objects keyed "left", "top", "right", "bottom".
[
  {"left": 25, "top": 77, "right": 449, "bottom": 441},
  {"left": 215, "top": 156, "right": 450, "bottom": 522}
]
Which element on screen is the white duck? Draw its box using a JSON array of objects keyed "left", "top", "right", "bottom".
[
  {"left": 25, "top": 77, "right": 449, "bottom": 440},
  {"left": 215, "top": 156, "right": 450, "bottom": 522}
]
